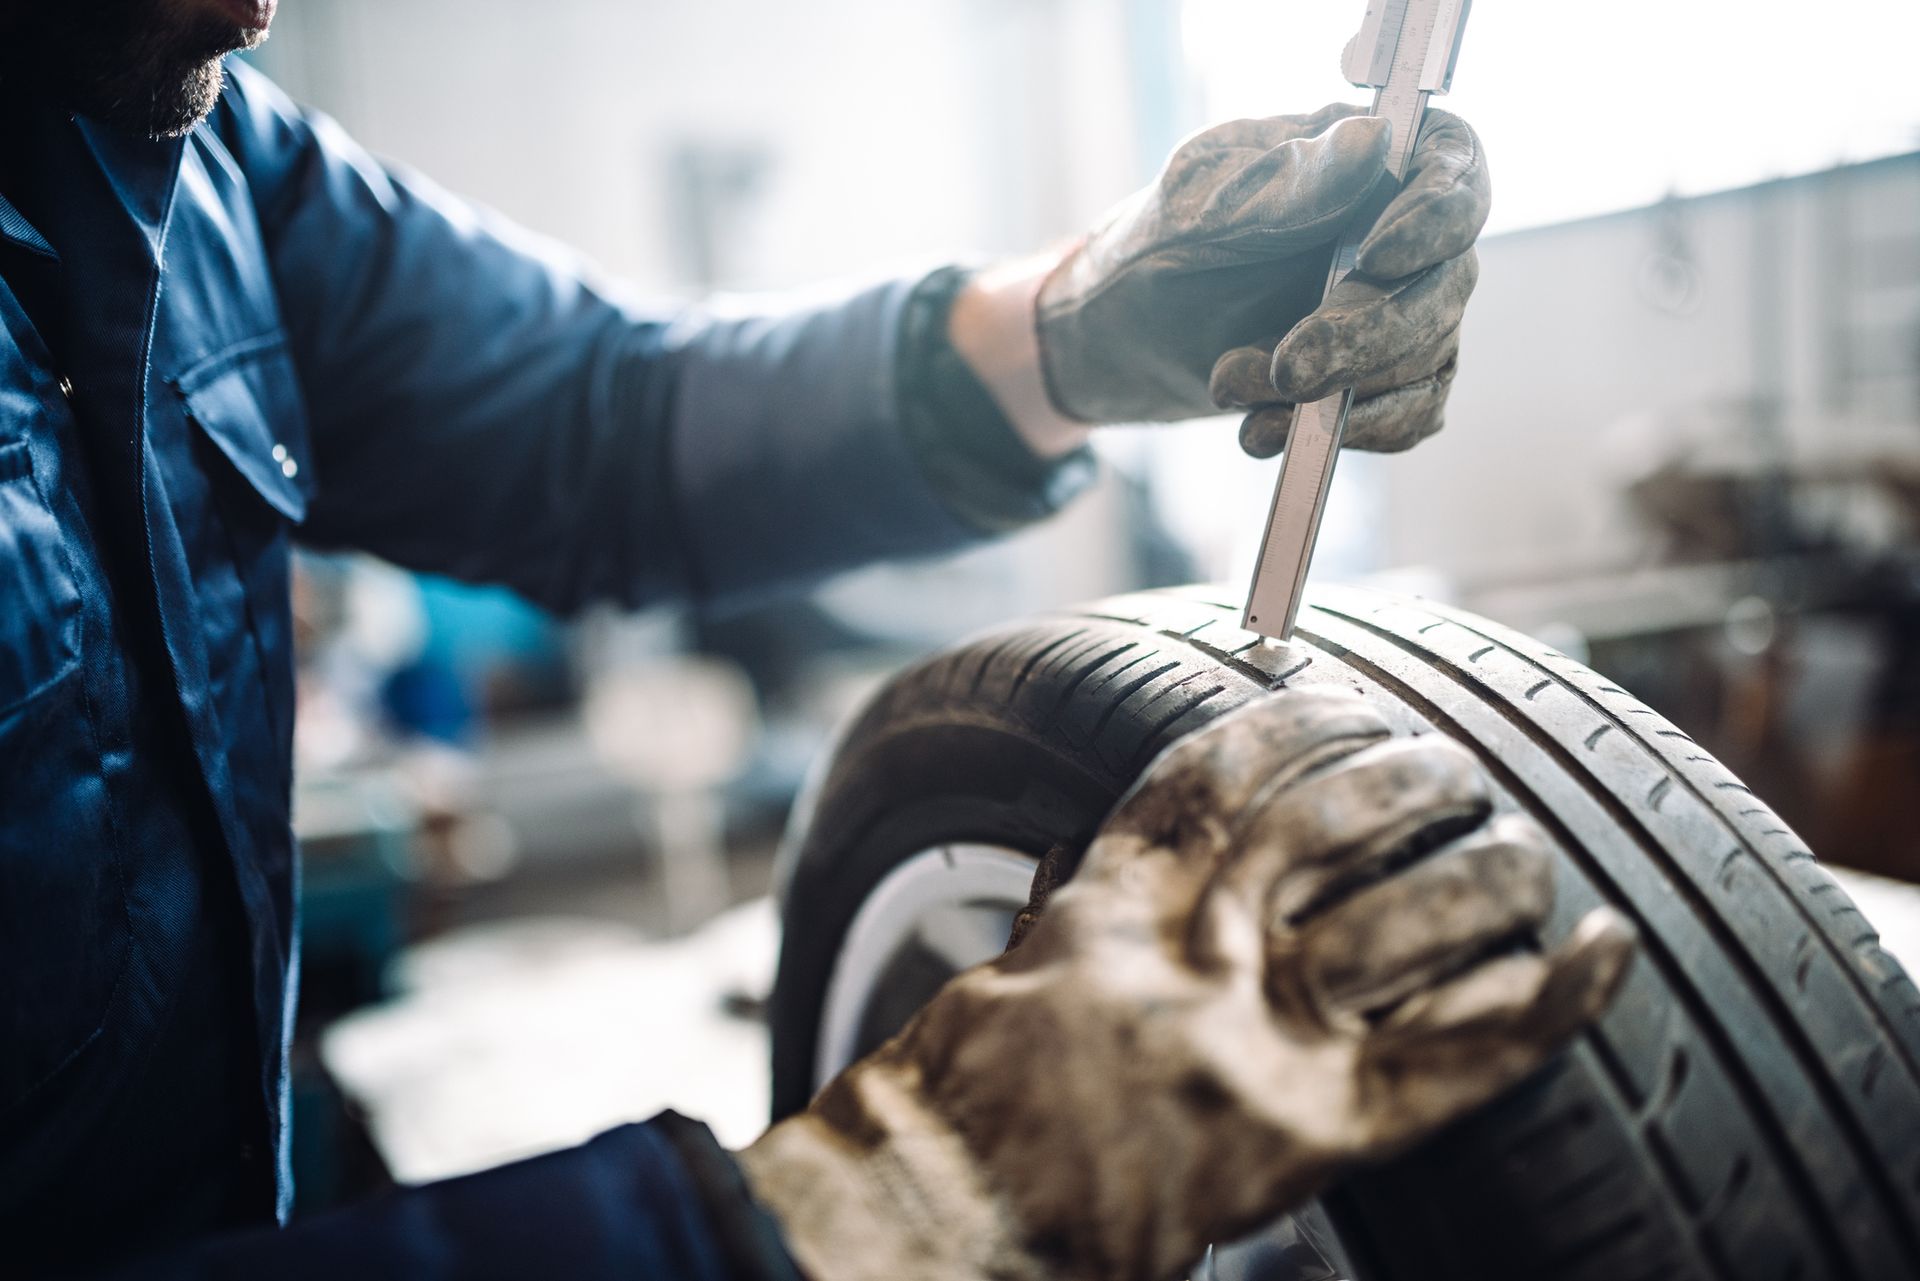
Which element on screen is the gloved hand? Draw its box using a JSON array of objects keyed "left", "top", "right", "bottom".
[
  {"left": 740, "top": 691, "right": 1633, "bottom": 1281},
  {"left": 1035, "top": 103, "right": 1489, "bottom": 456}
]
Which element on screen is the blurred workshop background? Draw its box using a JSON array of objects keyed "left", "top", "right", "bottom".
[{"left": 241, "top": 0, "right": 1920, "bottom": 1215}]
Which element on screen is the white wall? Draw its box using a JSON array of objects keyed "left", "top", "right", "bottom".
[
  {"left": 1374, "top": 155, "right": 1920, "bottom": 591},
  {"left": 252, "top": 0, "right": 1150, "bottom": 292}
]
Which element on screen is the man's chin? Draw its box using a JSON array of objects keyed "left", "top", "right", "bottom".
[
  {"left": 1, "top": 1, "right": 268, "bottom": 140},
  {"left": 119, "top": 11, "right": 269, "bottom": 139},
  {"left": 129, "top": 53, "right": 238, "bottom": 138}
]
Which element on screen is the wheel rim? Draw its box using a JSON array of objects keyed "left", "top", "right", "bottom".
[
  {"left": 815, "top": 843, "right": 1036, "bottom": 1085},
  {"left": 809, "top": 843, "right": 1357, "bottom": 1281}
]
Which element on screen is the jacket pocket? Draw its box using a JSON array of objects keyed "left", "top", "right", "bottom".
[
  {"left": 178, "top": 343, "right": 314, "bottom": 524},
  {"left": 0, "top": 439, "right": 82, "bottom": 716}
]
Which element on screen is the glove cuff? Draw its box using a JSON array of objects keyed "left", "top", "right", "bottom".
[
  {"left": 738, "top": 1058, "right": 1050, "bottom": 1281},
  {"left": 653, "top": 1110, "right": 808, "bottom": 1281},
  {"left": 1031, "top": 234, "right": 1106, "bottom": 425},
  {"left": 899, "top": 263, "right": 1097, "bottom": 533}
]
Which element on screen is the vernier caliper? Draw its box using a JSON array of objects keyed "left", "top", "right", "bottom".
[{"left": 1240, "top": 0, "right": 1472, "bottom": 641}]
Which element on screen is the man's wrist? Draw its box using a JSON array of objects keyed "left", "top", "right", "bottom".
[
  {"left": 946, "top": 251, "right": 1095, "bottom": 458},
  {"left": 896, "top": 265, "right": 1097, "bottom": 536}
]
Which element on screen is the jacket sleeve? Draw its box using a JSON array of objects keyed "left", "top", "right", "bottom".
[
  {"left": 207, "top": 61, "right": 996, "bottom": 613},
  {"left": 98, "top": 1117, "right": 802, "bottom": 1281}
]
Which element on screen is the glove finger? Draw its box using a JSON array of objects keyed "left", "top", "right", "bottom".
[
  {"left": 1347, "top": 318, "right": 1460, "bottom": 400},
  {"left": 1183, "top": 101, "right": 1372, "bottom": 157},
  {"left": 1347, "top": 909, "right": 1636, "bottom": 1153},
  {"left": 1272, "top": 250, "right": 1478, "bottom": 404},
  {"left": 1342, "top": 369, "right": 1451, "bottom": 453},
  {"left": 1356, "top": 109, "right": 1492, "bottom": 281},
  {"left": 1212, "top": 299, "right": 1453, "bottom": 411},
  {"left": 1211, "top": 342, "right": 1295, "bottom": 459},
  {"left": 1285, "top": 816, "right": 1555, "bottom": 1023},
  {"left": 1239, "top": 407, "right": 1294, "bottom": 459},
  {"left": 1240, "top": 330, "right": 1459, "bottom": 458},
  {"left": 1100, "top": 692, "right": 1392, "bottom": 867},
  {"left": 1257, "top": 737, "right": 1492, "bottom": 924},
  {"left": 1192, "top": 737, "right": 1492, "bottom": 973},
  {"left": 1210, "top": 344, "right": 1284, "bottom": 411},
  {"left": 1086, "top": 693, "right": 1393, "bottom": 936},
  {"left": 1166, "top": 113, "right": 1393, "bottom": 245}
]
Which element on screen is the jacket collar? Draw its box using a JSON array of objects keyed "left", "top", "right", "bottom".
[
  {"left": 0, "top": 192, "right": 56, "bottom": 260},
  {"left": 72, "top": 115, "right": 187, "bottom": 259},
  {"left": 0, "top": 98, "right": 189, "bottom": 266}
]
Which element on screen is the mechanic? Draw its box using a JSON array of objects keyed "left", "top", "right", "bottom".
[{"left": 0, "top": 0, "right": 1634, "bottom": 1277}]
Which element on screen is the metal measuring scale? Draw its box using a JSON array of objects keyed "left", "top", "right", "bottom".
[{"left": 1241, "top": 0, "right": 1472, "bottom": 641}]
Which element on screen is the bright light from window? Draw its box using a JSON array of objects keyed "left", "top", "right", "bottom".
[{"left": 1181, "top": 0, "right": 1920, "bottom": 232}]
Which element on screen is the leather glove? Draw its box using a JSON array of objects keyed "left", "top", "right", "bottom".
[
  {"left": 740, "top": 691, "right": 1633, "bottom": 1281},
  {"left": 1035, "top": 103, "right": 1489, "bottom": 456}
]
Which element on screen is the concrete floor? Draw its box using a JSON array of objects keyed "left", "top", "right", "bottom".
[{"left": 323, "top": 894, "right": 778, "bottom": 1179}]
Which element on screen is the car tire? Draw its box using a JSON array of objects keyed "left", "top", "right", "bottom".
[{"left": 769, "top": 585, "right": 1920, "bottom": 1281}]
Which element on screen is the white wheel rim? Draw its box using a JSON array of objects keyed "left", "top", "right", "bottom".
[{"left": 813, "top": 843, "right": 1037, "bottom": 1087}]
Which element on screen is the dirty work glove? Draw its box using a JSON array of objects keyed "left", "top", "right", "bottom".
[
  {"left": 1036, "top": 103, "right": 1488, "bottom": 456},
  {"left": 740, "top": 691, "right": 1633, "bottom": 1281}
]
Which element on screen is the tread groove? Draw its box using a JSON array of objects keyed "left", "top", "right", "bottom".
[
  {"left": 1086, "top": 660, "right": 1182, "bottom": 745},
  {"left": 1008, "top": 628, "right": 1088, "bottom": 697},
  {"left": 1129, "top": 685, "right": 1228, "bottom": 770},
  {"left": 967, "top": 632, "right": 1028, "bottom": 698},
  {"left": 1041, "top": 641, "right": 1139, "bottom": 724}
]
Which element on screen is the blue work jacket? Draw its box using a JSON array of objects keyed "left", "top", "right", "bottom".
[{"left": 0, "top": 58, "right": 1044, "bottom": 1277}]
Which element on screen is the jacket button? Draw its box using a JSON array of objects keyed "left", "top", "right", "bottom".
[{"left": 280, "top": 457, "right": 299, "bottom": 479}]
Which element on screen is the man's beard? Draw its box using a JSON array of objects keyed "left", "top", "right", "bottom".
[{"left": 0, "top": 0, "right": 266, "bottom": 139}]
